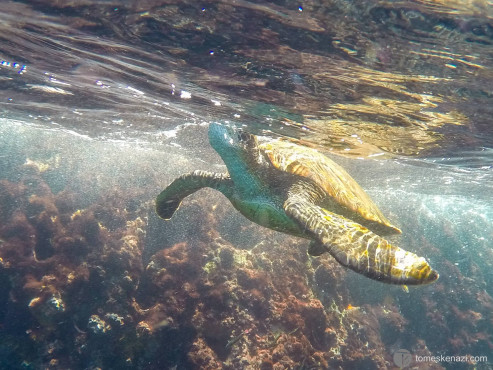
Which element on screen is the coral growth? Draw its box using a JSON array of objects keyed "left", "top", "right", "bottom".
[
  {"left": 0, "top": 164, "right": 492, "bottom": 369},
  {"left": 0, "top": 168, "right": 147, "bottom": 369}
]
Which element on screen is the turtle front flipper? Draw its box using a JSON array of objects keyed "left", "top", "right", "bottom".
[
  {"left": 156, "top": 170, "right": 232, "bottom": 219},
  {"left": 284, "top": 183, "right": 438, "bottom": 285}
]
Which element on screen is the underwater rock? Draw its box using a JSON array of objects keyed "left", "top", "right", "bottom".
[
  {"left": 188, "top": 337, "right": 223, "bottom": 369},
  {"left": 87, "top": 315, "right": 111, "bottom": 335},
  {"left": 0, "top": 168, "right": 149, "bottom": 368},
  {"left": 140, "top": 226, "right": 424, "bottom": 369},
  {"left": 28, "top": 291, "right": 66, "bottom": 330},
  {"left": 1, "top": 164, "right": 492, "bottom": 369}
]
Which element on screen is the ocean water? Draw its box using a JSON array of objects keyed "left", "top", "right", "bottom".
[{"left": 0, "top": 1, "right": 492, "bottom": 369}]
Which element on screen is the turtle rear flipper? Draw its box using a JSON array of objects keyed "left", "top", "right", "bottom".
[
  {"left": 156, "top": 170, "right": 232, "bottom": 220},
  {"left": 284, "top": 183, "right": 438, "bottom": 285},
  {"left": 308, "top": 240, "right": 326, "bottom": 256}
]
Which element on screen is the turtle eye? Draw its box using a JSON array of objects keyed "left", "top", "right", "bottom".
[
  {"left": 238, "top": 132, "right": 249, "bottom": 142},
  {"left": 236, "top": 130, "right": 257, "bottom": 149}
]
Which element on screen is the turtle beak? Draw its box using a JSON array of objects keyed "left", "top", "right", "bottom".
[
  {"left": 209, "top": 122, "right": 257, "bottom": 149},
  {"left": 209, "top": 122, "right": 236, "bottom": 146},
  {"left": 208, "top": 122, "right": 260, "bottom": 169}
]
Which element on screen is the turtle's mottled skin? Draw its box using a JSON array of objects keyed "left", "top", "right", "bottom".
[{"left": 156, "top": 123, "right": 438, "bottom": 285}]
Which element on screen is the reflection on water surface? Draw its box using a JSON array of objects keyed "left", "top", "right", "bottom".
[{"left": 1, "top": 0, "right": 493, "bottom": 161}]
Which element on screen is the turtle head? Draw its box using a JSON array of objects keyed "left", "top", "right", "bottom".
[{"left": 208, "top": 122, "right": 260, "bottom": 169}]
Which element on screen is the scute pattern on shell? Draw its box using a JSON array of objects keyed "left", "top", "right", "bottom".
[{"left": 259, "top": 140, "right": 401, "bottom": 234}]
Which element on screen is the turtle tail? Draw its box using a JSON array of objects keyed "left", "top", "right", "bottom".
[{"left": 156, "top": 170, "right": 232, "bottom": 219}]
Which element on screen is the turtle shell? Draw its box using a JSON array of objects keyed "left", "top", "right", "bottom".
[{"left": 260, "top": 140, "right": 401, "bottom": 235}]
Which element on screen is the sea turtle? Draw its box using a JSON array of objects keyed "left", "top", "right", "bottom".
[{"left": 156, "top": 123, "right": 438, "bottom": 285}]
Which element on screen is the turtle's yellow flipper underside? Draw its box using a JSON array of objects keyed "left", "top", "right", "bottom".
[{"left": 284, "top": 186, "right": 438, "bottom": 285}]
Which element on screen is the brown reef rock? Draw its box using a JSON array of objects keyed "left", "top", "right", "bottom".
[{"left": 0, "top": 165, "right": 491, "bottom": 369}]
